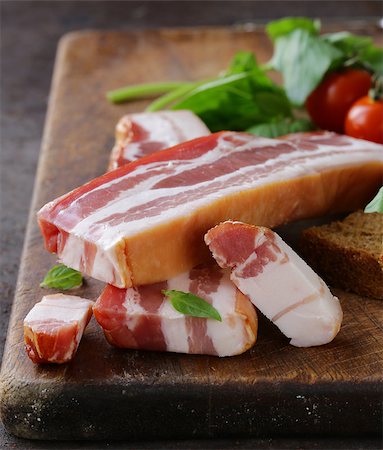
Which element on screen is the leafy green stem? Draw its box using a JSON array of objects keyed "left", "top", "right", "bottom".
[
  {"left": 145, "top": 82, "right": 198, "bottom": 111},
  {"left": 106, "top": 81, "right": 190, "bottom": 104}
]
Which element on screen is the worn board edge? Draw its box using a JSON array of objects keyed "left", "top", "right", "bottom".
[{"left": 1, "top": 27, "right": 382, "bottom": 440}]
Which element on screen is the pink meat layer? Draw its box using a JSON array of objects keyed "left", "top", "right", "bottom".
[
  {"left": 38, "top": 131, "right": 383, "bottom": 288},
  {"left": 109, "top": 110, "right": 210, "bottom": 169},
  {"left": 24, "top": 294, "right": 94, "bottom": 364},
  {"left": 93, "top": 264, "right": 258, "bottom": 357}
]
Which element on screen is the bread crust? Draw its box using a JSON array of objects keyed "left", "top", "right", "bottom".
[{"left": 300, "top": 211, "right": 383, "bottom": 299}]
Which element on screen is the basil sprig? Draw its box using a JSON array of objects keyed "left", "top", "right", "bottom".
[
  {"left": 107, "top": 51, "right": 293, "bottom": 133},
  {"left": 267, "top": 17, "right": 383, "bottom": 105},
  {"left": 40, "top": 264, "right": 83, "bottom": 290},
  {"left": 168, "top": 52, "right": 292, "bottom": 132},
  {"left": 364, "top": 187, "right": 383, "bottom": 214},
  {"left": 163, "top": 290, "right": 222, "bottom": 322}
]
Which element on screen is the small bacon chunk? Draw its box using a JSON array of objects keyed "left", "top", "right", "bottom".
[
  {"left": 205, "top": 222, "right": 343, "bottom": 347},
  {"left": 93, "top": 265, "right": 258, "bottom": 357},
  {"left": 24, "top": 294, "right": 94, "bottom": 364},
  {"left": 109, "top": 110, "right": 210, "bottom": 170}
]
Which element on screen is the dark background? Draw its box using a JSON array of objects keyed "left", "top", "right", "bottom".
[{"left": 1, "top": 1, "right": 382, "bottom": 448}]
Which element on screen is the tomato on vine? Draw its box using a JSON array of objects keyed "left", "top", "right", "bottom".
[
  {"left": 345, "top": 95, "right": 383, "bottom": 144},
  {"left": 305, "top": 69, "right": 372, "bottom": 133}
]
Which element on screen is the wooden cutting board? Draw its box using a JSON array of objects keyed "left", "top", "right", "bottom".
[{"left": 1, "top": 27, "right": 382, "bottom": 440}]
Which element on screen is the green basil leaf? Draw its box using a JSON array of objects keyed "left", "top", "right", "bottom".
[
  {"left": 266, "top": 17, "right": 320, "bottom": 41},
  {"left": 225, "top": 51, "right": 258, "bottom": 75},
  {"left": 163, "top": 290, "right": 222, "bottom": 322},
  {"left": 247, "top": 118, "right": 314, "bottom": 138},
  {"left": 270, "top": 29, "right": 343, "bottom": 105},
  {"left": 172, "top": 71, "right": 292, "bottom": 131},
  {"left": 40, "top": 264, "right": 83, "bottom": 290},
  {"left": 364, "top": 187, "right": 383, "bottom": 213},
  {"left": 323, "top": 32, "right": 383, "bottom": 74},
  {"left": 322, "top": 32, "right": 373, "bottom": 55},
  {"left": 359, "top": 46, "right": 383, "bottom": 75}
]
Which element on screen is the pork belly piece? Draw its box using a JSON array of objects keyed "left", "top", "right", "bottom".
[
  {"left": 109, "top": 110, "right": 210, "bottom": 170},
  {"left": 38, "top": 131, "right": 383, "bottom": 288},
  {"left": 205, "top": 222, "right": 343, "bottom": 347},
  {"left": 24, "top": 294, "right": 94, "bottom": 364},
  {"left": 93, "top": 265, "right": 257, "bottom": 357}
]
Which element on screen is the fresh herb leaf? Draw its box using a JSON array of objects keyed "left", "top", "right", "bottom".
[
  {"left": 270, "top": 28, "right": 343, "bottom": 105},
  {"left": 269, "top": 20, "right": 383, "bottom": 105},
  {"left": 247, "top": 117, "right": 314, "bottom": 138},
  {"left": 364, "top": 187, "right": 383, "bottom": 213},
  {"left": 225, "top": 51, "right": 259, "bottom": 75},
  {"left": 322, "top": 32, "right": 373, "bottom": 55},
  {"left": 171, "top": 69, "right": 292, "bottom": 131},
  {"left": 40, "top": 264, "right": 83, "bottom": 290},
  {"left": 266, "top": 17, "right": 320, "bottom": 41},
  {"left": 163, "top": 290, "right": 222, "bottom": 321},
  {"left": 359, "top": 46, "right": 383, "bottom": 75},
  {"left": 323, "top": 32, "right": 383, "bottom": 74}
]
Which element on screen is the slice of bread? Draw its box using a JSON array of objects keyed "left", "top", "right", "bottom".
[{"left": 300, "top": 211, "right": 383, "bottom": 299}]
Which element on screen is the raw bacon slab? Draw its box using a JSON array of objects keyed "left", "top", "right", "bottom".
[
  {"left": 24, "top": 294, "right": 94, "bottom": 364},
  {"left": 109, "top": 110, "right": 210, "bottom": 170},
  {"left": 93, "top": 264, "right": 257, "bottom": 357},
  {"left": 38, "top": 131, "right": 383, "bottom": 288},
  {"left": 205, "top": 221, "right": 343, "bottom": 347}
]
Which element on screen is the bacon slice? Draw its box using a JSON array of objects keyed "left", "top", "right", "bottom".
[
  {"left": 93, "top": 264, "right": 257, "bottom": 356},
  {"left": 38, "top": 131, "right": 383, "bottom": 288},
  {"left": 205, "top": 222, "right": 343, "bottom": 347},
  {"left": 24, "top": 294, "right": 94, "bottom": 364},
  {"left": 109, "top": 110, "right": 210, "bottom": 170}
]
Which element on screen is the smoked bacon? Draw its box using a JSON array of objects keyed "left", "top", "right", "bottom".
[
  {"left": 109, "top": 110, "right": 210, "bottom": 170},
  {"left": 38, "top": 131, "right": 383, "bottom": 288},
  {"left": 93, "top": 264, "right": 257, "bottom": 356}
]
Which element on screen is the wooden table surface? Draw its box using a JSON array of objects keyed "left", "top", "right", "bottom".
[{"left": 1, "top": 2, "right": 382, "bottom": 448}]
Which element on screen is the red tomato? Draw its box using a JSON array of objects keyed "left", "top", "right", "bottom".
[
  {"left": 306, "top": 69, "right": 372, "bottom": 133},
  {"left": 345, "top": 96, "right": 383, "bottom": 144}
]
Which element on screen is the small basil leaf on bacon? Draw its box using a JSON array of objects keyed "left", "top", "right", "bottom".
[
  {"left": 162, "top": 290, "right": 222, "bottom": 322},
  {"left": 40, "top": 264, "right": 83, "bottom": 290}
]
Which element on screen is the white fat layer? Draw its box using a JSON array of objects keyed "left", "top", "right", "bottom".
[
  {"left": 58, "top": 234, "right": 85, "bottom": 270},
  {"left": 231, "top": 231, "right": 342, "bottom": 347},
  {"left": 207, "top": 273, "right": 253, "bottom": 356},
  {"left": 50, "top": 339, "right": 77, "bottom": 362},
  {"left": 58, "top": 233, "right": 125, "bottom": 288},
  {"left": 159, "top": 110, "right": 211, "bottom": 139},
  {"left": 24, "top": 294, "right": 93, "bottom": 325},
  {"left": 91, "top": 246, "right": 124, "bottom": 287},
  {"left": 123, "top": 288, "right": 148, "bottom": 315}
]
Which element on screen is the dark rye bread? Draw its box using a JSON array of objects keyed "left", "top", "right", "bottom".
[{"left": 300, "top": 211, "right": 383, "bottom": 299}]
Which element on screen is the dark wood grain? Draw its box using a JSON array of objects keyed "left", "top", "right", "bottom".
[{"left": 1, "top": 28, "right": 382, "bottom": 440}]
